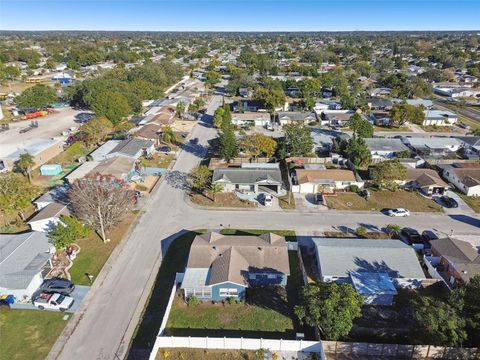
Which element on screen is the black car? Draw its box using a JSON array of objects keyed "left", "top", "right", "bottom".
[
  {"left": 400, "top": 227, "right": 423, "bottom": 244},
  {"left": 157, "top": 146, "right": 172, "bottom": 153},
  {"left": 39, "top": 278, "right": 75, "bottom": 296},
  {"left": 440, "top": 196, "right": 458, "bottom": 208},
  {"left": 422, "top": 230, "right": 439, "bottom": 242}
]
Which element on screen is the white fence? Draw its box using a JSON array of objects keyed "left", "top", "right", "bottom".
[
  {"left": 423, "top": 255, "right": 450, "bottom": 288},
  {"left": 150, "top": 336, "right": 325, "bottom": 360}
]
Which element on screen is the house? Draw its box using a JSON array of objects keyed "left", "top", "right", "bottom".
[
  {"left": 0, "top": 232, "right": 55, "bottom": 300},
  {"left": 404, "top": 137, "right": 463, "bottom": 159},
  {"left": 423, "top": 110, "right": 458, "bottom": 126},
  {"left": 441, "top": 163, "right": 480, "bottom": 196},
  {"left": 430, "top": 237, "right": 480, "bottom": 286},
  {"left": 0, "top": 138, "right": 64, "bottom": 172},
  {"left": 89, "top": 140, "right": 122, "bottom": 162},
  {"left": 310, "top": 129, "right": 334, "bottom": 154},
  {"left": 369, "top": 87, "right": 392, "bottom": 97},
  {"left": 212, "top": 164, "right": 284, "bottom": 195},
  {"left": 105, "top": 138, "right": 155, "bottom": 160},
  {"left": 277, "top": 111, "right": 317, "bottom": 126},
  {"left": 91, "top": 157, "right": 137, "bottom": 182},
  {"left": 180, "top": 232, "right": 290, "bottom": 301},
  {"left": 312, "top": 238, "right": 427, "bottom": 305},
  {"left": 434, "top": 87, "right": 480, "bottom": 99},
  {"left": 455, "top": 136, "right": 480, "bottom": 158},
  {"left": 318, "top": 110, "right": 356, "bottom": 127},
  {"left": 134, "top": 124, "right": 163, "bottom": 146},
  {"left": 33, "top": 186, "right": 68, "bottom": 210},
  {"left": 27, "top": 201, "right": 70, "bottom": 232},
  {"left": 293, "top": 169, "right": 364, "bottom": 194},
  {"left": 368, "top": 111, "right": 392, "bottom": 127},
  {"left": 404, "top": 168, "right": 449, "bottom": 196},
  {"left": 231, "top": 112, "right": 271, "bottom": 127},
  {"left": 367, "top": 98, "right": 393, "bottom": 111},
  {"left": 65, "top": 161, "right": 101, "bottom": 183},
  {"left": 364, "top": 138, "right": 409, "bottom": 163}
]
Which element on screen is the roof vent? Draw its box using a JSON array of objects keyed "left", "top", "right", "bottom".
[{"left": 258, "top": 247, "right": 262, "bottom": 251}]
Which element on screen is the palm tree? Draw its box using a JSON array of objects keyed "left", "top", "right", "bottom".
[
  {"left": 386, "top": 224, "right": 401, "bottom": 238},
  {"left": 15, "top": 152, "right": 35, "bottom": 182},
  {"left": 210, "top": 183, "right": 224, "bottom": 202},
  {"left": 162, "top": 126, "right": 177, "bottom": 144}
]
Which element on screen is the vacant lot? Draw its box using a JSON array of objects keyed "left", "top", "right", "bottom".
[
  {"left": 325, "top": 190, "right": 442, "bottom": 212},
  {"left": 156, "top": 348, "right": 262, "bottom": 360},
  {"left": 0, "top": 309, "right": 67, "bottom": 360},
  {"left": 70, "top": 211, "right": 137, "bottom": 285}
]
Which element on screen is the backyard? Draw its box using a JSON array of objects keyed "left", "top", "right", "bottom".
[
  {"left": 325, "top": 190, "right": 442, "bottom": 212},
  {"left": 156, "top": 348, "right": 263, "bottom": 360},
  {"left": 0, "top": 309, "right": 68, "bottom": 360}
]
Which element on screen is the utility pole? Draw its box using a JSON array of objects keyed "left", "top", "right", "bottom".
[{"left": 98, "top": 205, "right": 107, "bottom": 243}]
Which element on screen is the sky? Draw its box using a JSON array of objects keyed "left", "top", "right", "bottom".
[{"left": 0, "top": 0, "right": 479, "bottom": 32}]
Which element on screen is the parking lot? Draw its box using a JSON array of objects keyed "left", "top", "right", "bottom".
[
  {"left": 10, "top": 285, "right": 90, "bottom": 314},
  {"left": 0, "top": 107, "right": 90, "bottom": 158}
]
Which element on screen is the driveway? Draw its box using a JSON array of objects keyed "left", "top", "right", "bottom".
[
  {"left": 10, "top": 285, "right": 90, "bottom": 314},
  {"left": 439, "top": 191, "right": 475, "bottom": 216},
  {"left": 294, "top": 193, "right": 328, "bottom": 211}
]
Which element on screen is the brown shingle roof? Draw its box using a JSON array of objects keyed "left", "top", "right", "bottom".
[
  {"left": 135, "top": 124, "right": 162, "bottom": 139},
  {"left": 186, "top": 232, "right": 290, "bottom": 286},
  {"left": 28, "top": 202, "right": 70, "bottom": 223},
  {"left": 406, "top": 168, "right": 448, "bottom": 188},
  {"left": 296, "top": 169, "right": 356, "bottom": 184}
]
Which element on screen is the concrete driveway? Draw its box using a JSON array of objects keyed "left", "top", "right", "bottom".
[
  {"left": 11, "top": 285, "right": 90, "bottom": 314},
  {"left": 294, "top": 193, "right": 328, "bottom": 211},
  {"left": 436, "top": 191, "right": 475, "bottom": 216}
]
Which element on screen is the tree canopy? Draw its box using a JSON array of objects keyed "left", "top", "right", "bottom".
[
  {"left": 390, "top": 103, "right": 425, "bottom": 127},
  {"left": 0, "top": 172, "right": 40, "bottom": 212},
  {"left": 49, "top": 215, "right": 91, "bottom": 249},
  {"left": 370, "top": 159, "right": 407, "bottom": 189},
  {"left": 295, "top": 282, "right": 364, "bottom": 340},
  {"left": 240, "top": 133, "right": 277, "bottom": 159},
  {"left": 15, "top": 84, "right": 57, "bottom": 109},
  {"left": 91, "top": 91, "right": 131, "bottom": 125},
  {"left": 348, "top": 113, "right": 374, "bottom": 138},
  {"left": 282, "top": 123, "right": 314, "bottom": 157}
]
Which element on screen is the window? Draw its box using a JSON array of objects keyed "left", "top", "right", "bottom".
[{"left": 219, "top": 288, "right": 238, "bottom": 297}]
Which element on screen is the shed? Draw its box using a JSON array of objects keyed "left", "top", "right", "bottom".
[{"left": 40, "top": 164, "right": 62, "bottom": 176}]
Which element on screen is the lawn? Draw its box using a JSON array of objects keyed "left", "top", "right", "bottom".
[
  {"left": 156, "top": 348, "right": 262, "bottom": 360},
  {"left": 278, "top": 192, "right": 296, "bottom": 210},
  {"left": 457, "top": 193, "right": 480, "bottom": 213},
  {"left": 374, "top": 125, "right": 410, "bottom": 132},
  {"left": 0, "top": 204, "right": 36, "bottom": 233},
  {"left": 325, "top": 190, "right": 443, "bottom": 212},
  {"left": 0, "top": 309, "right": 68, "bottom": 360},
  {"left": 190, "top": 192, "right": 255, "bottom": 208},
  {"left": 219, "top": 228, "right": 296, "bottom": 241},
  {"left": 69, "top": 211, "right": 137, "bottom": 285},
  {"left": 421, "top": 125, "right": 454, "bottom": 133},
  {"left": 141, "top": 153, "right": 175, "bottom": 169}
]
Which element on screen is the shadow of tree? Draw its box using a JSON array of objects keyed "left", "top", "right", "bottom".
[{"left": 164, "top": 170, "right": 190, "bottom": 191}]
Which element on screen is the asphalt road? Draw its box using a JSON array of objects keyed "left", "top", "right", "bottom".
[{"left": 50, "top": 95, "right": 480, "bottom": 360}]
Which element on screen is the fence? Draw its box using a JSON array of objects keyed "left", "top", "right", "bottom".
[
  {"left": 322, "top": 341, "right": 480, "bottom": 359},
  {"left": 156, "top": 275, "right": 181, "bottom": 337},
  {"left": 423, "top": 255, "right": 450, "bottom": 288},
  {"left": 150, "top": 337, "right": 325, "bottom": 359}
]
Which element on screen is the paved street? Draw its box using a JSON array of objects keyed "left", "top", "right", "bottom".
[{"left": 50, "top": 95, "right": 480, "bottom": 360}]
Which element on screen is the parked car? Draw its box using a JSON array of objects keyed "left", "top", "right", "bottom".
[
  {"left": 314, "top": 193, "right": 324, "bottom": 205},
  {"left": 190, "top": 137, "right": 199, "bottom": 144},
  {"left": 387, "top": 208, "right": 410, "bottom": 217},
  {"left": 262, "top": 193, "right": 273, "bottom": 206},
  {"left": 157, "top": 146, "right": 172, "bottom": 153},
  {"left": 440, "top": 196, "right": 458, "bottom": 208},
  {"left": 422, "top": 230, "right": 439, "bottom": 242},
  {"left": 39, "top": 277, "right": 75, "bottom": 296},
  {"left": 401, "top": 227, "right": 423, "bottom": 244},
  {"left": 33, "top": 292, "right": 74, "bottom": 312},
  {"left": 457, "top": 122, "right": 470, "bottom": 130}
]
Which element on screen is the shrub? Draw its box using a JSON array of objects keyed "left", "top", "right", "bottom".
[
  {"left": 349, "top": 184, "right": 360, "bottom": 193},
  {"left": 386, "top": 224, "right": 401, "bottom": 237},
  {"left": 187, "top": 296, "right": 200, "bottom": 306},
  {"left": 356, "top": 226, "right": 368, "bottom": 237},
  {"left": 227, "top": 296, "right": 236, "bottom": 305}
]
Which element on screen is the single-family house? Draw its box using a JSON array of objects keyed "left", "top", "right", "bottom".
[
  {"left": 455, "top": 136, "right": 480, "bottom": 159},
  {"left": 293, "top": 169, "right": 364, "bottom": 194},
  {"left": 367, "top": 98, "right": 393, "bottom": 111},
  {"left": 318, "top": 110, "right": 356, "bottom": 127},
  {"left": 181, "top": 232, "right": 290, "bottom": 301},
  {"left": 231, "top": 112, "right": 272, "bottom": 127},
  {"left": 27, "top": 201, "right": 70, "bottom": 232},
  {"left": 404, "top": 168, "right": 449, "bottom": 196},
  {"left": 312, "top": 238, "right": 427, "bottom": 305},
  {"left": 423, "top": 110, "right": 458, "bottom": 126},
  {"left": 364, "top": 138, "right": 410, "bottom": 163},
  {"left": 33, "top": 186, "right": 68, "bottom": 210},
  {"left": 134, "top": 124, "right": 163, "bottom": 146},
  {"left": 212, "top": 164, "right": 284, "bottom": 195},
  {"left": 0, "top": 232, "right": 55, "bottom": 300},
  {"left": 441, "top": 163, "right": 480, "bottom": 197},
  {"left": 404, "top": 137, "right": 463, "bottom": 159},
  {"left": 105, "top": 138, "right": 155, "bottom": 160},
  {"left": 91, "top": 156, "right": 137, "bottom": 182},
  {"left": 277, "top": 111, "right": 317, "bottom": 126},
  {"left": 430, "top": 237, "right": 480, "bottom": 286}
]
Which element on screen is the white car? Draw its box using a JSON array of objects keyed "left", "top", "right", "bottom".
[
  {"left": 263, "top": 194, "right": 273, "bottom": 206},
  {"left": 387, "top": 208, "right": 410, "bottom": 217},
  {"left": 33, "top": 292, "right": 74, "bottom": 312}
]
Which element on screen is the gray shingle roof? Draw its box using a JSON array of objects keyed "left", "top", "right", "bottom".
[
  {"left": 109, "top": 138, "right": 154, "bottom": 158},
  {"left": 213, "top": 168, "right": 283, "bottom": 185},
  {"left": 0, "top": 232, "right": 53, "bottom": 290},
  {"left": 313, "top": 238, "right": 426, "bottom": 279},
  {"left": 364, "top": 138, "right": 409, "bottom": 153},
  {"left": 277, "top": 112, "right": 317, "bottom": 122}
]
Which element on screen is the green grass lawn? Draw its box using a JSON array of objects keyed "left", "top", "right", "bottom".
[
  {"left": 374, "top": 125, "right": 410, "bottom": 132},
  {"left": 325, "top": 190, "right": 443, "bottom": 212},
  {"left": 219, "top": 229, "right": 296, "bottom": 241},
  {"left": 457, "top": 193, "right": 480, "bottom": 213},
  {"left": 0, "top": 309, "right": 68, "bottom": 360},
  {"left": 70, "top": 212, "right": 137, "bottom": 285}
]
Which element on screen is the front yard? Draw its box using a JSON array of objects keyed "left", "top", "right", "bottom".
[
  {"left": 325, "top": 190, "right": 442, "bottom": 212},
  {"left": 0, "top": 309, "right": 68, "bottom": 360},
  {"left": 457, "top": 193, "right": 480, "bottom": 213},
  {"left": 190, "top": 192, "right": 255, "bottom": 208}
]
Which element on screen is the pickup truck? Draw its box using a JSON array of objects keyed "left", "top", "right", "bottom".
[{"left": 33, "top": 292, "right": 74, "bottom": 312}]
